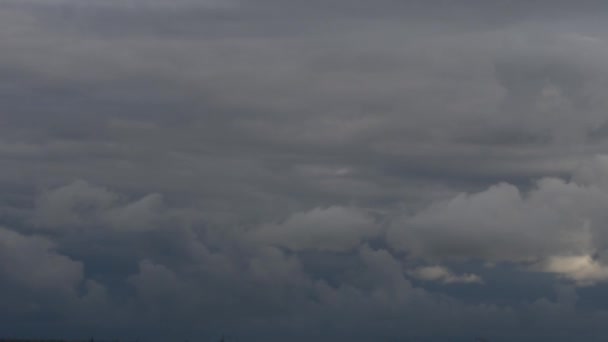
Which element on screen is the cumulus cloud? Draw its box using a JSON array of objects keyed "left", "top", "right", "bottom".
[
  {"left": 32, "top": 180, "right": 168, "bottom": 232},
  {"left": 32, "top": 180, "right": 118, "bottom": 229},
  {"left": 409, "top": 266, "right": 483, "bottom": 285},
  {"left": 6, "top": 178, "right": 608, "bottom": 340},
  {"left": 252, "top": 206, "right": 380, "bottom": 252},
  {"left": 388, "top": 155, "right": 608, "bottom": 286},
  {"left": 105, "top": 193, "right": 166, "bottom": 231},
  {"left": 127, "top": 259, "right": 197, "bottom": 316},
  {"left": 0, "top": 225, "right": 117, "bottom": 327},
  {"left": 540, "top": 255, "right": 608, "bottom": 286},
  {"left": 0, "top": 227, "right": 83, "bottom": 293},
  {"left": 388, "top": 179, "right": 596, "bottom": 262}
]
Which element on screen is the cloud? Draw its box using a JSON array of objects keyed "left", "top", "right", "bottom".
[
  {"left": 6, "top": 179, "right": 608, "bottom": 340},
  {"left": 105, "top": 193, "right": 166, "bottom": 231},
  {"left": 387, "top": 155, "right": 608, "bottom": 287},
  {"left": 409, "top": 266, "right": 483, "bottom": 285},
  {"left": 32, "top": 180, "right": 168, "bottom": 232},
  {"left": 127, "top": 259, "right": 197, "bottom": 316},
  {"left": 5, "top": 0, "right": 608, "bottom": 340},
  {"left": 252, "top": 206, "right": 380, "bottom": 252},
  {"left": 32, "top": 180, "right": 119, "bottom": 230},
  {"left": 387, "top": 160, "right": 608, "bottom": 262},
  {"left": 0, "top": 226, "right": 83, "bottom": 293},
  {"left": 540, "top": 255, "right": 608, "bottom": 286}
]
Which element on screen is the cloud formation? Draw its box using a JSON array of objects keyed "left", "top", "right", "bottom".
[
  {"left": 388, "top": 156, "right": 608, "bottom": 286},
  {"left": 409, "top": 266, "right": 483, "bottom": 285},
  {"left": 541, "top": 255, "right": 608, "bottom": 286},
  {"left": 4, "top": 0, "right": 608, "bottom": 341},
  {"left": 252, "top": 206, "right": 380, "bottom": 252}
]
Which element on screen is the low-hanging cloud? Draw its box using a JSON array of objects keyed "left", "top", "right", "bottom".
[
  {"left": 251, "top": 206, "right": 381, "bottom": 252},
  {"left": 388, "top": 155, "right": 608, "bottom": 286},
  {"left": 409, "top": 266, "right": 483, "bottom": 285},
  {"left": 5, "top": 0, "right": 608, "bottom": 340}
]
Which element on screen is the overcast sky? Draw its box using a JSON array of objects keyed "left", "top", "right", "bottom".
[{"left": 4, "top": 1, "right": 608, "bottom": 341}]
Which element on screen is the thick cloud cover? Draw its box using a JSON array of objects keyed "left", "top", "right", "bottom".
[{"left": 5, "top": 0, "right": 608, "bottom": 341}]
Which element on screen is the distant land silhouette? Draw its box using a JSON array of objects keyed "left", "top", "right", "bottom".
[
  {"left": 0, "top": 339, "right": 137, "bottom": 342},
  {"left": 0, "top": 338, "right": 230, "bottom": 342}
]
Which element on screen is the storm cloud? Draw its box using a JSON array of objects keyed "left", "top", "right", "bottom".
[{"left": 3, "top": 1, "right": 608, "bottom": 341}]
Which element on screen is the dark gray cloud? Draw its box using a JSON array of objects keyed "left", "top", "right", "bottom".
[{"left": 4, "top": 0, "right": 608, "bottom": 341}]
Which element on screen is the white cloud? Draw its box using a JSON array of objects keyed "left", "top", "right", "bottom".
[{"left": 540, "top": 255, "right": 608, "bottom": 286}]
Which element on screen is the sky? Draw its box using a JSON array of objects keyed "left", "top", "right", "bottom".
[{"left": 3, "top": 1, "right": 608, "bottom": 341}]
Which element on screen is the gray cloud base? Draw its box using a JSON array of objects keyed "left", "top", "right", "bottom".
[{"left": 4, "top": 0, "right": 608, "bottom": 341}]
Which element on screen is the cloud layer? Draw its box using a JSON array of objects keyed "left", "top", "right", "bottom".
[{"left": 4, "top": 0, "right": 608, "bottom": 341}]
